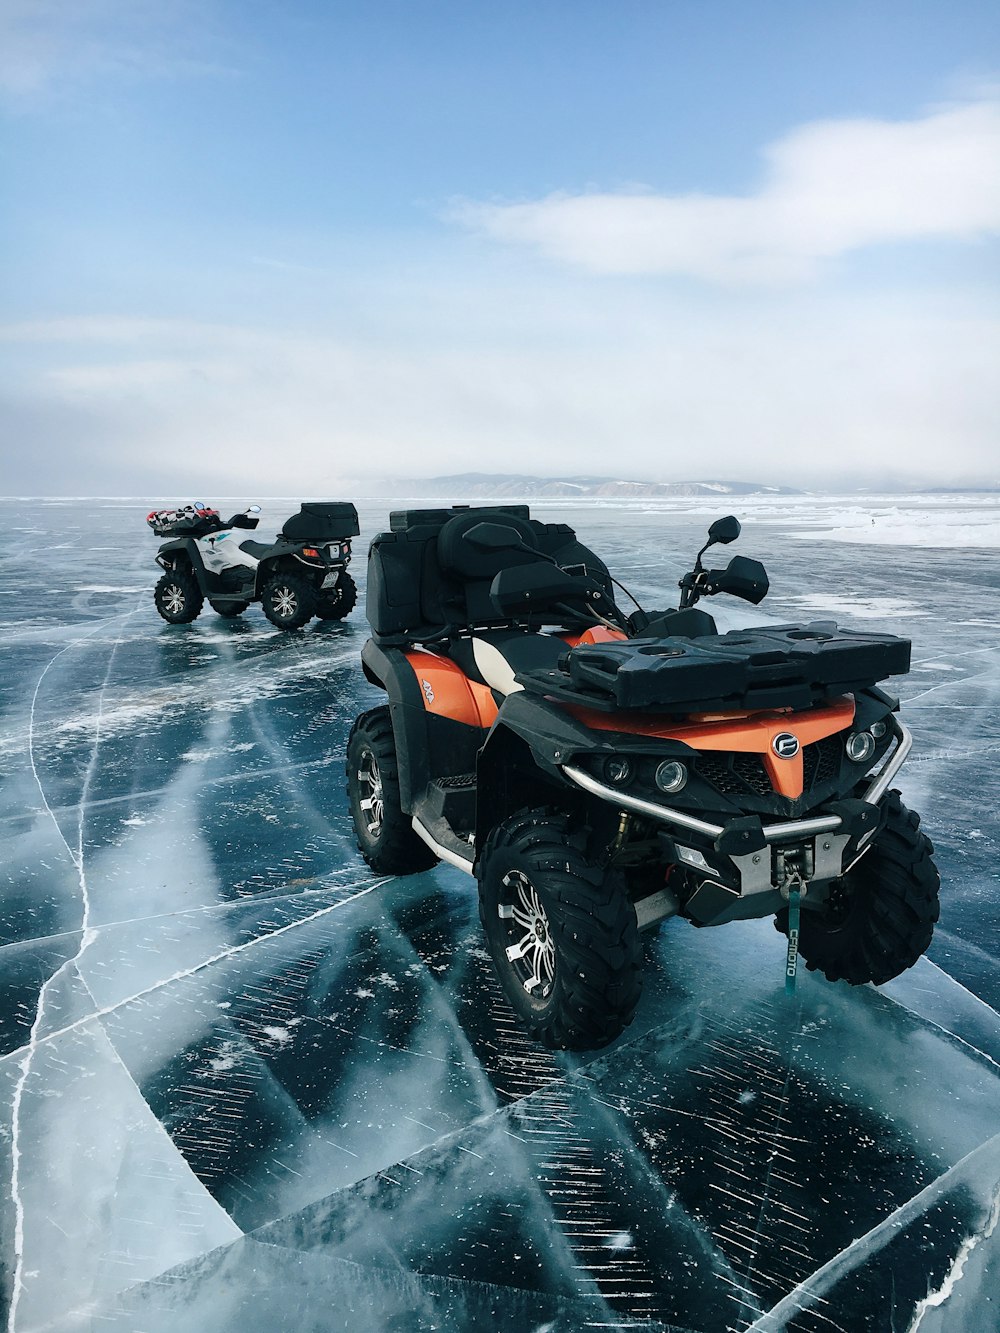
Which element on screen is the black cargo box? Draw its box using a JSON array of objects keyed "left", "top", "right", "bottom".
[
  {"left": 367, "top": 504, "right": 617, "bottom": 645},
  {"left": 518, "top": 623, "right": 911, "bottom": 714},
  {"left": 281, "top": 502, "right": 360, "bottom": 541},
  {"left": 388, "top": 504, "right": 529, "bottom": 532},
  {"left": 370, "top": 505, "right": 534, "bottom": 642}
]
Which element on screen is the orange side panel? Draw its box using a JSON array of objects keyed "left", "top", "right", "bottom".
[
  {"left": 404, "top": 650, "right": 498, "bottom": 728},
  {"left": 561, "top": 626, "right": 629, "bottom": 647},
  {"left": 565, "top": 696, "right": 856, "bottom": 801}
]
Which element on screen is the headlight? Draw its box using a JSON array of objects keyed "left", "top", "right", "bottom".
[
  {"left": 602, "top": 756, "right": 635, "bottom": 786},
  {"left": 871, "top": 719, "right": 888, "bottom": 738},
  {"left": 846, "top": 731, "right": 876, "bottom": 763},
  {"left": 655, "top": 760, "right": 688, "bottom": 794}
]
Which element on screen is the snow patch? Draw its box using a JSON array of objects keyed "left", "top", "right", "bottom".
[
  {"left": 209, "top": 1042, "right": 242, "bottom": 1073},
  {"left": 780, "top": 594, "right": 928, "bottom": 621},
  {"left": 74, "top": 585, "right": 148, "bottom": 593},
  {"left": 605, "top": 1231, "right": 634, "bottom": 1250},
  {"left": 259, "top": 1021, "right": 301, "bottom": 1046}
]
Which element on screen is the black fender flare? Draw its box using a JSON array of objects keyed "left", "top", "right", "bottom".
[
  {"left": 360, "top": 639, "right": 431, "bottom": 812},
  {"left": 157, "top": 538, "right": 206, "bottom": 585},
  {"left": 473, "top": 692, "right": 615, "bottom": 856}
]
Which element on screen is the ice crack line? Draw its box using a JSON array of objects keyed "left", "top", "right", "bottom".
[
  {"left": 745, "top": 1131, "right": 1000, "bottom": 1333},
  {"left": 923, "top": 956, "right": 1000, "bottom": 1025},
  {"left": 8, "top": 604, "right": 137, "bottom": 1333},
  {"left": 906, "top": 1176, "right": 1000, "bottom": 1331},
  {"left": 0, "top": 881, "right": 387, "bottom": 1069},
  {"left": 23, "top": 615, "right": 125, "bottom": 861}
]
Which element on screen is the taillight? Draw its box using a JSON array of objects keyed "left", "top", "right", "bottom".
[{"left": 303, "top": 547, "right": 320, "bottom": 557}]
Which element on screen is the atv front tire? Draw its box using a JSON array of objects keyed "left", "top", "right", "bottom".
[
  {"left": 776, "top": 791, "right": 940, "bottom": 986},
  {"left": 154, "top": 570, "right": 204, "bottom": 624},
  {"left": 478, "top": 808, "right": 642, "bottom": 1051},
  {"left": 261, "top": 573, "right": 316, "bottom": 630},
  {"left": 347, "top": 708, "right": 438, "bottom": 875},
  {"left": 316, "top": 571, "right": 357, "bottom": 621}
]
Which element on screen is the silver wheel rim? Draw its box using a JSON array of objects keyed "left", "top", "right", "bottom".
[
  {"left": 357, "top": 749, "right": 384, "bottom": 837},
  {"left": 272, "top": 585, "right": 297, "bottom": 618},
  {"left": 498, "top": 869, "right": 556, "bottom": 996},
  {"left": 163, "top": 584, "right": 186, "bottom": 615}
]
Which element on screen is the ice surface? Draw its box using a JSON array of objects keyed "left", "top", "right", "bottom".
[{"left": 1, "top": 496, "right": 999, "bottom": 1331}]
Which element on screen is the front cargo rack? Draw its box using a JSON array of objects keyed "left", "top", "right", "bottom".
[{"left": 516, "top": 622, "right": 911, "bottom": 714}]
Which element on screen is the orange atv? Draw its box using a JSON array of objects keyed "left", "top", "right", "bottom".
[{"left": 347, "top": 505, "right": 940, "bottom": 1050}]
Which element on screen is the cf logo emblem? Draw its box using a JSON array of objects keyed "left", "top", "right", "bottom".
[{"left": 772, "top": 732, "right": 800, "bottom": 759}]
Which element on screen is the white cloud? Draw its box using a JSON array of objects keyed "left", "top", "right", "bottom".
[
  {"left": 0, "top": 0, "right": 232, "bottom": 101},
  {"left": 453, "top": 95, "right": 1000, "bottom": 283},
  {"left": 2, "top": 290, "right": 998, "bottom": 492}
]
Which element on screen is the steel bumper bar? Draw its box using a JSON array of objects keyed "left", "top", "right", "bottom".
[{"left": 561, "top": 721, "right": 912, "bottom": 845}]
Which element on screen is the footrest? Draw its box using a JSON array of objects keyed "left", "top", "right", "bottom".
[{"left": 426, "top": 775, "right": 477, "bottom": 831}]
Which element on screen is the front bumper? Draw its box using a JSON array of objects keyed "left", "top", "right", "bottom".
[{"left": 562, "top": 719, "right": 912, "bottom": 927}]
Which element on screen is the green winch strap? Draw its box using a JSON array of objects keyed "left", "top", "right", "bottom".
[{"left": 785, "top": 887, "right": 801, "bottom": 996}]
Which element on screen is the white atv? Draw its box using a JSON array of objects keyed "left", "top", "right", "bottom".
[{"left": 147, "top": 502, "right": 360, "bottom": 630}]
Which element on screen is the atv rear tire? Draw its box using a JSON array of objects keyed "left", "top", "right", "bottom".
[
  {"left": 210, "top": 601, "right": 249, "bottom": 618},
  {"left": 775, "top": 790, "right": 940, "bottom": 986},
  {"left": 154, "top": 570, "right": 203, "bottom": 624},
  {"left": 478, "top": 808, "right": 642, "bottom": 1051},
  {"left": 261, "top": 573, "right": 316, "bottom": 630},
  {"left": 316, "top": 571, "right": 357, "bottom": 621},
  {"left": 347, "top": 707, "right": 438, "bottom": 875}
]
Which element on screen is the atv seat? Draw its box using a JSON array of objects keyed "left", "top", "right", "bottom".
[
  {"left": 238, "top": 540, "right": 275, "bottom": 560},
  {"left": 446, "top": 630, "right": 568, "bottom": 697}
]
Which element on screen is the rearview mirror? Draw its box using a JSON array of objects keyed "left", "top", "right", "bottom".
[
  {"left": 707, "top": 515, "right": 741, "bottom": 547},
  {"left": 248, "top": 505, "right": 261, "bottom": 514}
]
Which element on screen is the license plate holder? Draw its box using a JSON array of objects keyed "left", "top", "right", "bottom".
[{"left": 321, "top": 571, "right": 340, "bottom": 589}]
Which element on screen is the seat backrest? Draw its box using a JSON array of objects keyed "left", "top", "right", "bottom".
[{"left": 366, "top": 503, "right": 617, "bottom": 645}]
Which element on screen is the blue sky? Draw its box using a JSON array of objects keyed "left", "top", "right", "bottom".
[{"left": 2, "top": 1, "right": 998, "bottom": 493}]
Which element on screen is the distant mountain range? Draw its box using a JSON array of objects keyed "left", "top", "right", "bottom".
[{"left": 368, "top": 473, "right": 804, "bottom": 498}]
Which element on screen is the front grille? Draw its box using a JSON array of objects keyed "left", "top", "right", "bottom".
[
  {"left": 695, "top": 754, "right": 745, "bottom": 795},
  {"left": 695, "top": 753, "right": 771, "bottom": 796},
  {"left": 732, "top": 753, "right": 773, "bottom": 795},
  {"left": 803, "top": 734, "right": 842, "bottom": 788},
  {"left": 696, "top": 735, "right": 843, "bottom": 801}
]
